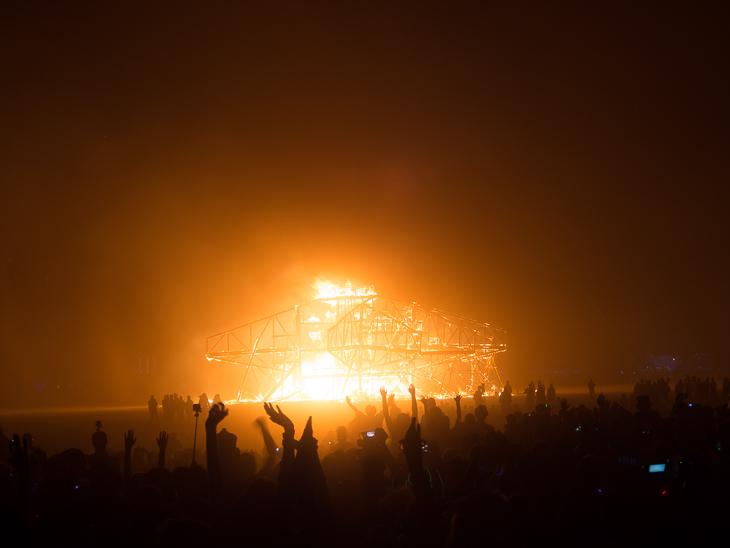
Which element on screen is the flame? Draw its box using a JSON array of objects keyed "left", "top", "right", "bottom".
[
  {"left": 279, "top": 352, "right": 343, "bottom": 401},
  {"left": 312, "top": 278, "right": 376, "bottom": 299},
  {"left": 313, "top": 278, "right": 349, "bottom": 299}
]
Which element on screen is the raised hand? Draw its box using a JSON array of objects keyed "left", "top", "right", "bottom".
[
  {"left": 205, "top": 402, "right": 229, "bottom": 430},
  {"left": 156, "top": 430, "right": 169, "bottom": 469},
  {"left": 380, "top": 386, "right": 387, "bottom": 398},
  {"left": 388, "top": 393, "right": 395, "bottom": 406},
  {"left": 264, "top": 402, "right": 295, "bottom": 435},
  {"left": 408, "top": 384, "right": 416, "bottom": 396},
  {"left": 9, "top": 434, "right": 29, "bottom": 476},
  {"left": 122, "top": 430, "right": 136, "bottom": 493},
  {"left": 560, "top": 398, "right": 571, "bottom": 412},
  {"left": 454, "top": 394, "right": 462, "bottom": 404},
  {"left": 157, "top": 431, "right": 168, "bottom": 452},
  {"left": 124, "top": 429, "right": 136, "bottom": 452},
  {"left": 205, "top": 405, "right": 227, "bottom": 500},
  {"left": 8, "top": 434, "right": 30, "bottom": 507}
]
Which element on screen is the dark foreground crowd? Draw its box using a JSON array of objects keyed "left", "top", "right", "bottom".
[{"left": 2, "top": 382, "right": 730, "bottom": 547}]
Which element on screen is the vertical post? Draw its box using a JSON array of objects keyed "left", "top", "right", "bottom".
[
  {"left": 295, "top": 305, "right": 302, "bottom": 388},
  {"left": 192, "top": 410, "right": 200, "bottom": 464}
]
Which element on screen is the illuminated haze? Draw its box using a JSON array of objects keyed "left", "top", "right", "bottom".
[{"left": 1, "top": 3, "right": 728, "bottom": 408}]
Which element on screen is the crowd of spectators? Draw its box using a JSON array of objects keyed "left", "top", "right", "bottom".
[
  {"left": 2, "top": 379, "right": 730, "bottom": 546},
  {"left": 147, "top": 393, "right": 225, "bottom": 423}
]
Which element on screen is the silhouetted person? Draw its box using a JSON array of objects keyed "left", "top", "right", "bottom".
[
  {"left": 87, "top": 421, "right": 108, "bottom": 468},
  {"left": 199, "top": 393, "right": 210, "bottom": 414},
  {"left": 148, "top": 395, "right": 158, "bottom": 419},
  {"left": 525, "top": 380, "right": 535, "bottom": 410},
  {"left": 185, "top": 395, "right": 194, "bottom": 418},
  {"left": 587, "top": 378, "right": 596, "bottom": 397},
  {"left": 536, "top": 380, "right": 546, "bottom": 406},
  {"left": 380, "top": 387, "right": 410, "bottom": 454},
  {"left": 500, "top": 381, "right": 512, "bottom": 413},
  {"left": 175, "top": 393, "right": 185, "bottom": 421},
  {"left": 475, "top": 404, "right": 495, "bottom": 436},
  {"left": 346, "top": 395, "right": 383, "bottom": 433},
  {"left": 21, "top": 433, "right": 36, "bottom": 455},
  {"left": 547, "top": 382, "right": 556, "bottom": 407},
  {"left": 161, "top": 394, "right": 171, "bottom": 421},
  {"left": 473, "top": 385, "right": 484, "bottom": 407},
  {"left": 329, "top": 426, "right": 355, "bottom": 453},
  {"left": 675, "top": 378, "right": 684, "bottom": 396}
]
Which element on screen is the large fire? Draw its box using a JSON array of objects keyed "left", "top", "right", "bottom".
[
  {"left": 313, "top": 278, "right": 376, "bottom": 300},
  {"left": 206, "top": 281, "right": 506, "bottom": 403}
]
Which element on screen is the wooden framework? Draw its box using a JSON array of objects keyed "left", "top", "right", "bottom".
[{"left": 206, "top": 288, "right": 506, "bottom": 402}]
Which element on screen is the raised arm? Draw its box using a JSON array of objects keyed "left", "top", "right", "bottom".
[
  {"left": 409, "top": 383, "right": 418, "bottom": 420},
  {"left": 264, "top": 402, "right": 297, "bottom": 471},
  {"left": 253, "top": 417, "right": 280, "bottom": 478},
  {"left": 559, "top": 397, "right": 571, "bottom": 422},
  {"left": 264, "top": 402, "right": 298, "bottom": 528},
  {"left": 346, "top": 395, "right": 364, "bottom": 417},
  {"left": 402, "top": 418, "right": 431, "bottom": 502},
  {"left": 9, "top": 434, "right": 31, "bottom": 520},
  {"left": 205, "top": 402, "right": 228, "bottom": 502},
  {"left": 381, "top": 387, "right": 396, "bottom": 441},
  {"left": 380, "top": 387, "right": 389, "bottom": 416},
  {"left": 454, "top": 394, "right": 462, "bottom": 425},
  {"left": 156, "top": 431, "right": 168, "bottom": 469},
  {"left": 123, "top": 429, "right": 136, "bottom": 497}
]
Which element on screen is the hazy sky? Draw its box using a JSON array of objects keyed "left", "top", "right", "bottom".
[{"left": 2, "top": 2, "right": 728, "bottom": 407}]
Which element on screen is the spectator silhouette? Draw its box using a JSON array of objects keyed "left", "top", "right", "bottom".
[
  {"left": 148, "top": 395, "right": 158, "bottom": 420},
  {"left": 525, "top": 380, "right": 535, "bottom": 410},
  {"left": 345, "top": 395, "right": 383, "bottom": 433},
  {"left": 500, "top": 381, "right": 512, "bottom": 413},
  {"left": 536, "top": 380, "right": 546, "bottom": 406}
]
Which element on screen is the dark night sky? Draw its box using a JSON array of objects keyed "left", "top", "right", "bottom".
[{"left": 2, "top": 2, "right": 729, "bottom": 407}]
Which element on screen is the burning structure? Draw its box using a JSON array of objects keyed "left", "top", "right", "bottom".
[{"left": 206, "top": 284, "right": 507, "bottom": 402}]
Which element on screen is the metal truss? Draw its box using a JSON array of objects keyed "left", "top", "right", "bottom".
[{"left": 206, "top": 289, "right": 506, "bottom": 402}]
